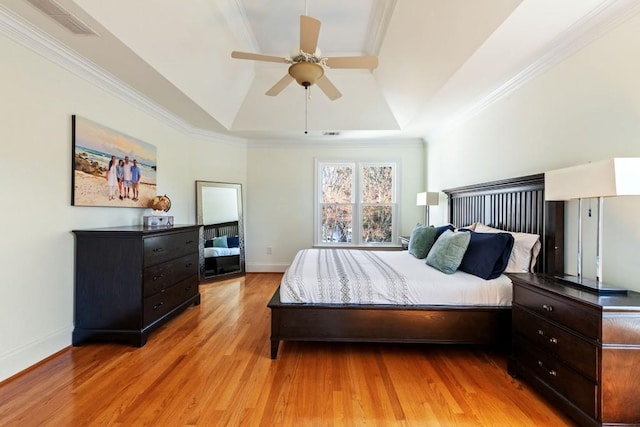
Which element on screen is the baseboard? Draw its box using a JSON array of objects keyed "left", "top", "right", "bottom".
[
  {"left": 0, "top": 326, "right": 71, "bottom": 383},
  {"left": 246, "top": 263, "right": 289, "bottom": 273}
]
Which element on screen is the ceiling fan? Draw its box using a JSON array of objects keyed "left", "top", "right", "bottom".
[{"left": 231, "top": 15, "right": 378, "bottom": 101}]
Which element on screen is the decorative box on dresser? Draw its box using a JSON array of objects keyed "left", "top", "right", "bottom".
[
  {"left": 72, "top": 224, "right": 201, "bottom": 347},
  {"left": 508, "top": 273, "right": 640, "bottom": 426}
]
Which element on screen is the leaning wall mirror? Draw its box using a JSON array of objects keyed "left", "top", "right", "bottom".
[{"left": 196, "top": 181, "right": 245, "bottom": 281}]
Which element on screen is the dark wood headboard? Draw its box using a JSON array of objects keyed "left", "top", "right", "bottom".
[
  {"left": 443, "top": 173, "right": 564, "bottom": 275},
  {"left": 203, "top": 221, "right": 239, "bottom": 241}
]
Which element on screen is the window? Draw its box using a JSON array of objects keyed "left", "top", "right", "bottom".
[{"left": 316, "top": 160, "right": 398, "bottom": 245}]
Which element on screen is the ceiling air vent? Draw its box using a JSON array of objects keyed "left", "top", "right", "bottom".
[{"left": 25, "top": 0, "right": 98, "bottom": 36}]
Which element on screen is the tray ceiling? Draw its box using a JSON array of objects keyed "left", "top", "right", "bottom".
[{"left": 1, "top": 0, "right": 637, "bottom": 141}]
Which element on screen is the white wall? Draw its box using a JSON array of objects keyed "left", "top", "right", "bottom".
[
  {"left": 427, "top": 12, "right": 640, "bottom": 291},
  {"left": 0, "top": 34, "right": 246, "bottom": 382},
  {"left": 245, "top": 140, "right": 426, "bottom": 272}
]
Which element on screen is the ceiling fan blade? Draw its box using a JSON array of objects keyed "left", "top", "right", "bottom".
[
  {"left": 265, "top": 74, "right": 295, "bottom": 96},
  {"left": 300, "top": 15, "right": 321, "bottom": 54},
  {"left": 231, "top": 51, "right": 288, "bottom": 64},
  {"left": 316, "top": 75, "right": 342, "bottom": 101},
  {"left": 325, "top": 56, "right": 378, "bottom": 69}
]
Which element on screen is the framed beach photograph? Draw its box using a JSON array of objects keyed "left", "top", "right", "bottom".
[{"left": 72, "top": 115, "right": 157, "bottom": 208}]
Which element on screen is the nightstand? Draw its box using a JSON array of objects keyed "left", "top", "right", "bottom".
[
  {"left": 399, "top": 236, "right": 409, "bottom": 250},
  {"left": 508, "top": 273, "right": 640, "bottom": 426}
]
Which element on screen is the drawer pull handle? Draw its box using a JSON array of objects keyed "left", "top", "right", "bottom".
[
  {"left": 153, "top": 302, "right": 164, "bottom": 310},
  {"left": 186, "top": 240, "right": 194, "bottom": 244},
  {"left": 153, "top": 273, "right": 165, "bottom": 281},
  {"left": 537, "top": 329, "right": 559, "bottom": 344},
  {"left": 153, "top": 248, "right": 164, "bottom": 253},
  {"left": 538, "top": 360, "right": 557, "bottom": 377},
  {"left": 542, "top": 304, "right": 554, "bottom": 312},
  {"left": 185, "top": 263, "right": 192, "bottom": 268}
]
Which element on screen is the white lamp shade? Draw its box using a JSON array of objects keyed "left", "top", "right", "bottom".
[
  {"left": 545, "top": 158, "right": 640, "bottom": 201},
  {"left": 416, "top": 192, "right": 439, "bottom": 206}
]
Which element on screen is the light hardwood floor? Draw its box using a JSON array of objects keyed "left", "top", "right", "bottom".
[{"left": 0, "top": 273, "right": 575, "bottom": 426}]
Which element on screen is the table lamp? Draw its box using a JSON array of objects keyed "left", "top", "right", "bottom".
[
  {"left": 545, "top": 158, "right": 640, "bottom": 294},
  {"left": 416, "top": 192, "right": 440, "bottom": 226}
]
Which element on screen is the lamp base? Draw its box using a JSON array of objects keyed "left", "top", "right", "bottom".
[{"left": 555, "top": 275, "right": 627, "bottom": 295}]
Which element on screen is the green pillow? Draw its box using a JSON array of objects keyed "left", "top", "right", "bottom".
[
  {"left": 408, "top": 225, "right": 438, "bottom": 259},
  {"left": 213, "top": 235, "right": 228, "bottom": 248},
  {"left": 426, "top": 230, "right": 471, "bottom": 274}
]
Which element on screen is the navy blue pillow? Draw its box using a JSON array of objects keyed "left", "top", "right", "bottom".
[
  {"left": 204, "top": 239, "right": 214, "bottom": 248},
  {"left": 458, "top": 231, "right": 514, "bottom": 280},
  {"left": 227, "top": 236, "right": 240, "bottom": 248},
  {"left": 434, "top": 224, "right": 455, "bottom": 241}
]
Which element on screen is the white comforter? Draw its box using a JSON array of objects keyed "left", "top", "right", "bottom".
[
  {"left": 280, "top": 249, "right": 512, "bottom": 306},
  {"left": 204, "top": 247, "right": 240, "bottom": 258}
]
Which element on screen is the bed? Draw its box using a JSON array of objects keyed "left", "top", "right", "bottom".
[
  {"left": 268, "top": 173, "right": 565, "bottom": 358},
  {"left": 203, "top": 221, "right": 241, "bottom": 276}
]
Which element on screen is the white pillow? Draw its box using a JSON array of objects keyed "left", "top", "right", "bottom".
[
  {"left": 458, "top": 222, "right": 477, "bottom": 231},
  {"left": 474, "top": 223, "right": 541, "bottom": 273}
]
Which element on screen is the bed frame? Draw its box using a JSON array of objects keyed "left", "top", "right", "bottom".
[{"left": 268, "top": 174, "right": 564, "bottom": 359}]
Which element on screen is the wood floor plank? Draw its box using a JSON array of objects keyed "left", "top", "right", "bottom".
[{"left": 0, "top": 273, "right": 576, "bottom": 426}]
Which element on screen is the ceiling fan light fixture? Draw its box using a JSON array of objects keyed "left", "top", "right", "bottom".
[
  {"left": 288, "top": 62, "right": 324, "bottom": 87},
  {"left": 290, "top": 47, "right": 322, "bottom": 61}
]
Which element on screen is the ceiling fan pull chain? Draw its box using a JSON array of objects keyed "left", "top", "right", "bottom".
[{"left": 305, "top": 86, "right": 309, "bottom": 134}]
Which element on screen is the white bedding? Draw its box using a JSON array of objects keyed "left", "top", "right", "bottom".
[
  {"left": 204, "top": 247, "right": 240, "bottom": 258},
  {"left": 280, "top": 249, "right": 512, "bottom": 306}
]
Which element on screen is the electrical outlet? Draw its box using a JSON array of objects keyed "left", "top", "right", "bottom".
[{"left": 266, "top": 247, "right": 272, "bottom": 255}]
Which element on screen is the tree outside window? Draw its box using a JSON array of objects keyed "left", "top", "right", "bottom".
[{"left": 317, "top": 161, "right": 397, "bottom": 245}]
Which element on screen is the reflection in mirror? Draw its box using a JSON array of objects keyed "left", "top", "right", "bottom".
[{"left": 196, "top": 181, "right": 244, "bottom": 281}]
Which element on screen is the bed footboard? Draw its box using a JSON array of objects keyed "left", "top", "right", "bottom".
[{"left": 267, "top": 287, "right": 511, "bottom": 359}]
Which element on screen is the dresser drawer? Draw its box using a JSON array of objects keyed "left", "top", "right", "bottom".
[
  {"left": 513, "top": 285, "right": 600, "bottom": 340},
  {"left": 513, "top": 306, "right": 597, "bottom": 380},
  {"left": 143, "top": 276, "right": 199, "bottom": 326},
  {"left": 513, "top": 335, "right": 597, "bottom": 417},
  {"left": 143, "top": 230, "right": 198, "bottom": 266},
  {"left": 143, "top": 253, "right": 198, "bottom": 297}
]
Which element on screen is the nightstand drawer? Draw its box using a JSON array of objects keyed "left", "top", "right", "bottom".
[
  {"left": 513, "top": 335, "right": 597, "bottom": 417},
  {"left": 513, "top": 306, "right": 597, "bottom": 380},
  {"left": 513, "top": 284, "right": 599, "bottom": 340}
]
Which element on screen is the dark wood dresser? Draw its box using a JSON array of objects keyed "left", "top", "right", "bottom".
[
  {"left": 72, "top": 225, "right": 201, "bottom": 346},
  {"left": 508, "top": 273, "right": 640, "bottom": 426}
]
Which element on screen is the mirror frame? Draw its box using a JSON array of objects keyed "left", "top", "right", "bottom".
[{"left": 196, "top": 181, "right": 245, "bottom": 281}]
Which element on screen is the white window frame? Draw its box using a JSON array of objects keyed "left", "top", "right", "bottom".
[{"left": 314, "top": 159, "right": 399, "bottom": 247}]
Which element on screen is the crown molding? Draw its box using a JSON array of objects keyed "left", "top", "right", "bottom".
[
  {"left": 190, "top": 126, "right": 248, "bottom": 146},
  {"left": 364, "top": 0, "right": 397, "bottom": 55},
  {"left": 247, "top": 136, "right": 424, "bottom": 149},
  {"left": 431, "top": 0, "right": 640, "bottom": 139},
  {"left": 0, "top": 6, "right": 247, "bottom": 146},
  {"left": 220, "top": 0, "right": 259, "bottom": 53}
]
